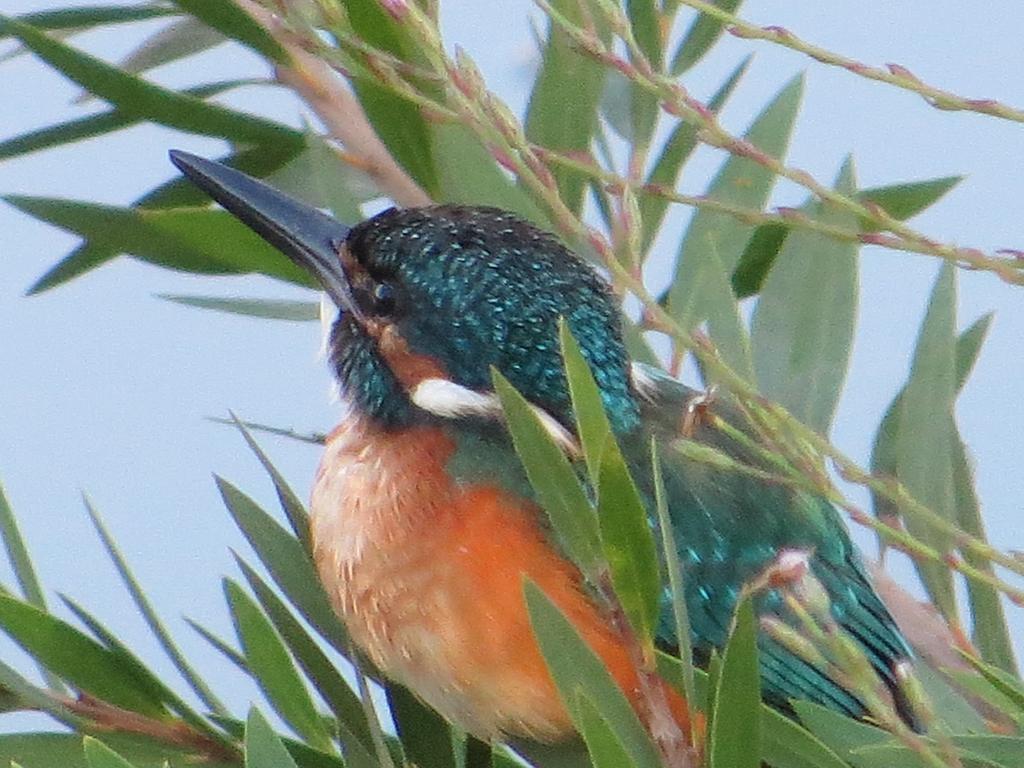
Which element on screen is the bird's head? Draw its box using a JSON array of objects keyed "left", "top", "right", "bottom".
[{"left": 170, "top": 151, "right": 639, "bottom": 434}]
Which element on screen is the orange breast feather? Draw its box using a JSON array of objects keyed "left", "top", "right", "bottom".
[{"left": 310, "top": 414, "right": 690, "bottom": 743}]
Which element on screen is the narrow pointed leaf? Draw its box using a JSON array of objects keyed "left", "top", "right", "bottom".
[
  {"left": 597, "top": 439, "right": 660, "bottom": 645},
  {"left": 560, "top": 320, "right": 612, "bottom": 484},
  {"left": 524, "top": 1, "right": 608, "bottom": 212},
  {"left": 895, "top": 265, "right": 958, "bottom": 619},
  {"left": 7, "top": 198, "right": 314, "bottom": 286},
  {"left": 84, "top": 499, "right": 227, "bottom": 715},
  {"left": 708, "top": 597, "right": 760, "bottom": 768},
  {"left": 625, "top": 0, "right": 661, "bottom": 144},
  {"left": 751, "top": 158, "right": 859, "bottom": 434},
  {"left": 0, "top": 594, "right": 165, "bottom": 717},
  {"left": 640, "top": 55, "right": 749, "bottom": 253},
  {"left": 215, "top": 477, "right": 348, "bottom": 651},
  {"left": 107, "top": 16, "right": 225, "bottom": 79},
  {"left": 668, "top": 76, "right": 803, "bottom": 377},
  {"left": 226, "top": 580, "right": 333, "bottom": 751},
  {"left": 524, "top": 581, "right": 662, "bottom": 768},
  {"left": 26, "top": 142, "right": 304, "bottom": 295},
  {"left": 83, "top": 737, "right": 140, "bottom": 768},
  {"left": 0, "top": 732, "right": 234, "bottom": 768},
  {"left": 576, "top": 693, "right": 639, "bottom": 768},
  {"left": 169, "top": 1, "right": 286, "bottom": 62},
  {"left": 671, "top": 0, "right": 744, "bottom": 74},
  {"left": 857, "top": 176, "right": 962, "bottom": 228},
  {"left": 0, "top": 482, "right": 48, "bottom": 612},
  {"left": 159, "top": 295, "right": 319, "bottom": 322},
  {"left": 237, "top": 558, "right": 373, "bottom": 755},
  {"left": 8, "top": 6, "right": 177, "bottom": 36},
  {"left": 0, "top": 16, "right": 301, "bottom": 146},
  {"left": 187, "top": 618, "right": 249, "bottom": 673},
  {"left": 492, "top": 371, "right": 601, "bottom": 574},
  {"left": 244, "top": 708, "right": 300, "bottom": 768},
  {"left": 730, "top": 223, "right": 789, "bottom": 298}
]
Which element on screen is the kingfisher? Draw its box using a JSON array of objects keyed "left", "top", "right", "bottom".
[{"left": 169, "top": 150, "right": 916, "bottom": 745}]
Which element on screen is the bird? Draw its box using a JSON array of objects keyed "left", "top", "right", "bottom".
[{"left": 169, "top": 149, "right": 917, "bottom": 745}]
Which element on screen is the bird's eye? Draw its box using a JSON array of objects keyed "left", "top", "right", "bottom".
[{"left": 371, "top": 281, "right": 397, "bottom": 315}]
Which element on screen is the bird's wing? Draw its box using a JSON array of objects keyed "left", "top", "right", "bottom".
[{"left": 631, "top": 363, "right": 912, "bottom": 720}]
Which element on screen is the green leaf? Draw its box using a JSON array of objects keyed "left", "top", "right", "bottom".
[
  {"left": 953, "top": 735, "right": 1024, "bottom": 767},
  {"left": 671, "top": 0, "right": 744, "bottom": 74},
  {"left": 432, "top": 122, "right": 548, "bottom": 226},
  {"left": 857, "top": 176, "right": 962, "bottom": 229},
  {"left": 229, "top": 415, "right": 313, "bottom": 551},
  {"left": 524, "top": 0, "right": 609, "bottom": 212},
  {"left": 960, "top": 653, "right": 1024, "bottom": 714},
  {"left": 0, "top": 79, "right": 266, "bottom": 162},
  {"left": 625, "top": 0, "right": 661, "bottom": 144},
  {"left": 597, "top": 439, "right": 660, "bottom": 646},
  {"left": 6, "top": 198, "right": 314, "bottom": 287},
  {"left": 0, "top": 481, "right": 48, "bottom": 613},
  {"left": 667, "top": 75, "right": 803, "bottom": 379},
  {"left": 159, "top": 295, "right": 320, "bottom": 322},
  {"left": 492, "top": 370, "right": 601, "bottom": 574},
  {"left": 576, "top": 693, "right": 639, "bottom": 768},
  {"left": 226, "top": 580, "right": 333, "bottom": 751},
  {"left": 215, "top": 477, "right": 348, "bottom": 652},
  {"left": 244, "top": 708, "right": 300, "bottom": 768},
  {"left": 186, "top": 618, "right": 249, "bottom": 673},
  {"left": 792, "top": 701, "right": 892, "bottom": 762},
  {"left": 0, "top": 594, "right": 165, "bottom": 717},
  {"left": 386, "top": 685, "right": 458, "bottom": 768},
  {"left": 640, "top": 55, "right": 749, "bottom": 254},
  {"left": 83, "top": 738, "right": 138, "bottom": 768},
  {"left": 169, "top": 1, "right": 286, "bottom": 62},
  {"left": 0, "top": 733, "right": 234, "bottom": 768},
  {"left": 523, "top": 581, "right": 662, "bottom": 768},
  {"left": 559, "top": 319, "right": 612, "bottom": 484},
  {"left": 0, "top": 15, "right": 302, "bottom": 146},
  {"left": 26, "top": 142, "right": 305, "bottom": 294},
  {"left": 7, "top": 6, "right": 177, "bottom": 37},
  {"left": 105, "top": 16, "right": 225, "bottom": 80},
  {"left": 896, "top": 264, "right": 959, "bottom": 619},
  {"left": 730, "top": 223, "right": 789, "bottom": 298},
  {"left": 750, "top": 157, "right": 859, "bottom": 434},
  {"left": 708, "top": 597, "right": 760, "bottom": 768},
  {"left": 236, "top": 558, "right": 374, "bottom": 757},
  {"left": 343, "top": 0, "right": 439, "bottom": 196}
]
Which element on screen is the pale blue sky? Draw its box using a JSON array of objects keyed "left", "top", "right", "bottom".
[{"left": 2, "top": 0, "right": 1022, "bottom": 723}]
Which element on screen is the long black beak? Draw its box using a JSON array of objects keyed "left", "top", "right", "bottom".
[{"left": 168, "top": 150, "right": 361, "bottom": 318}]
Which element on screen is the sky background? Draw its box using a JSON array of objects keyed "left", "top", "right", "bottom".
[{"left": 2, "top": 0, "right": 1023, "bottom": 728}]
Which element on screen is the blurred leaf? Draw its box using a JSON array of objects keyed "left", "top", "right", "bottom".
[
  {"left": 244, "top": 708, "right": 300, "bottom": 768},
  {"left": 386, "top": 685, "right": 458, "bottom": 768},
  {"left": 524, "top": 581, "right": 662, "bottom": 768},
  {"left": 0, "top": 16, "right": 301, "bottom": 146},
  {"left": 792, "top": 701, "right": 892, "bottom": 762},
  {"left": 671, "top": 0, "right": 743, "bottom": 74},
  {"left": 433, "top": 122, "right": 547, "bottom": 226},
  {"left": 186, "top": 618, "right": 249, "bottom": 673},
  {"left": 952, "top": 735, "right": 1024, "bottom": 767},
  {"left": 84, "top": 498, "right": 227, "bottom": 715},
  {"left": 857, "top": 176, "right": 962, "bottom": 229},
  {"left": 0, "top": 79, "right": 266, "bottom": 162},
  {"left": 27, "top": 141, "right": 305, "bottom": 294},
  {"left": 7, "top": 5, "right": 177, "bottom": 37},
  {"left": 159, "top": 295, "right": 319, "bottom": 322},
  {"left": 751, "top": 157, "right": 859, "bottom": 434},
  {"left": 524, "top": 0, "right": 608, "bottom": 212},
  {"left": 237, "top": 558, "right": 374, "bottom": 757},
  {"left": 0, "top": 733, "right": 233, "bottom": 768},
  {"left": 215, "top": 477, "right": 348, "bottom": 652},
  {"left": 625, "top": 0, "right": 661, "bottom": 144},
  {"left": 597, "top": 439, "right": 660, "bottom": 646},
  {"left": 0, "top": 594, "right": 165, "bottom": 717},
  {"left": 343, "top": 0, "right": 439, "bottom": 196},
  {"left": 106, "top": 16, "right": 224, "bottom": 81},
  {"left": 169, "top": 1, "right": 286, "bottom": 62},
  {"left": 560, "top": 320, "right": 612, "bottom": 484},
  {"left": 576, "top": 693, "right": 638, "bottom": 768},
  {"left": 961, "top": 654, "right": 1024, "bottom": 714},
  {"left": 640, "top": 55, "right": 749, "bottom": 254},
  {"left": 83, "top": 737, "right": 138, "bottom": 768},
  {"left": 229, "top": 415, "right": 314, "bottom": 550},
  {"left": 730, "top": 222, "right": 789, "bottom": 298},
  {"left": 895, "top": 264, "right": 959, "bottom": 619},
  {"left": 6, "top": 198, "right": 314, "bottom": 286},
  {"left": 226, "top": 580, "right": 333, "bottom": 751},
  {"left": 667, "top": 75, "right": 803, "bottom": 379},
  {"left": 492, "top": 370, "right": 601, "bottom": 574},
  {"left": 708, "top": 597, "right": 760, "bottom": 768}
]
